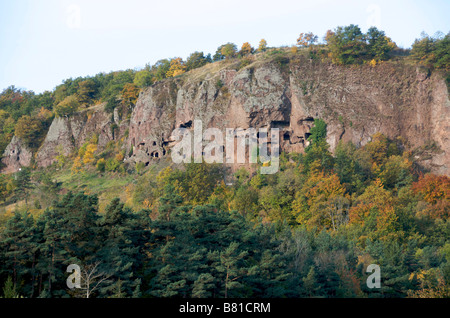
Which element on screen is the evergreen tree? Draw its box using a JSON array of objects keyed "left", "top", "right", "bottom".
[
  {"left": 97, "top": 198, "right": 149, "bottom": 297},
  {"left": 0, "top": 211, "right": 35, "bottom": 293}
]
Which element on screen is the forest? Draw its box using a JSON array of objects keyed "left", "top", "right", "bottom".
[
  {"left": 1, "top": 119, "right": 449, "bottom": 298},
  {"left": 0, "top": 24, "right": 449, "bottom": 298}
]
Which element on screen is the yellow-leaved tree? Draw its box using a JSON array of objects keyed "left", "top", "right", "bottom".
[
  {"left": 240, "top": 42, "right": 253, "bottom": 55},
  {"left": 349, "top": 179, "right": 403, "bottom": 242},
  {"left": 257, "top": 39, "right": 267, "bottom": 52},
  {"left": 292, "top": 168, "right": 349, "bottom": 231},
  {"left": 166, "top": 58, "right": 186, "bottom": 77}
]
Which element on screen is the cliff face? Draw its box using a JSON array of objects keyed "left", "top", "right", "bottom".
[
  {"left": 126, "top": 56, "right": 449, "bottom": 175},
  {"left": 1, "top": 136, "right": 33, "bottom": 174},
  {"left": 35, "top": 103, "right": 124, "bottom": 168},
  {"left": 2, "top": 55, "right": 449, "bottom": 175}
]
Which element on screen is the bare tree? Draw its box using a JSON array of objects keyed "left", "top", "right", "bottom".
[{"left": 75, "top": 262, "right": 111, "bottom": 298}]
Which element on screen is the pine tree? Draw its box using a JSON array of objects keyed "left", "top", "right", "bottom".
[
  {"left": 96, "top": 198, "right": 148, "bottom": 297},
  {"left": 2, "top": 276, "right": 19, "bottom": 298},
  {"left": 303, "top": 266, "right": 317, "bottom": 297},
  {"left": 0, "top": 211, "right": 35, "bottom": 292}
]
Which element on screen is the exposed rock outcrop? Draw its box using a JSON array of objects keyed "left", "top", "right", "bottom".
[
  {"left": 2, "top": 55, "right": 449, "bottom": 176},
  {"left": 126, "top": 56, "right": 450, "bottom": 175},
  {"left": 1, "top": 136, "right": 33, "bottom": 174},
  {"left": 35, "top": 103, "right": 123, "bottom": 168}
]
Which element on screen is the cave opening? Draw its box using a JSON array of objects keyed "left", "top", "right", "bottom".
[
  {"left": 179, "top": 120, "right": 193, "bottom": 129},
  {"left": 271, "top": 120, "right": 290, "bottom": 129},
  {"left": 151, "top": 151, "right": 159, "bottom": 158}
]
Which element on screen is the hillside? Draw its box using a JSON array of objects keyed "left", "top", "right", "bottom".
[
  {"left": 2, "top": 49, "right": 449, "bottom": 176},
  {"left": 0, "top": 27, "right": 449, "bottom": 299}
]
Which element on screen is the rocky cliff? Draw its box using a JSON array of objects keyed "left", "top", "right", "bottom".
[
  {"left": 125, "top": 55, "right": 449, "bottom": 175},
  {"left": 1, "top": 136, "right": 33, "bottom": 174},
  {"left": 2, "top": 54, "right": 449, "bottom": 175}
]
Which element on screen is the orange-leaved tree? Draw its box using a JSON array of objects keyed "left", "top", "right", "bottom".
[
  {"left": 240, "top": 42, "right": 253, "bottom": 55},
  {"left": 412, "top": 174, "right": 450, "bottom": 219},
  {"left": 166, "top": 58, "right": 186, "bottom": 78},
  {"left": 121, "top": 83, "right": 140, "bottom": 109}
]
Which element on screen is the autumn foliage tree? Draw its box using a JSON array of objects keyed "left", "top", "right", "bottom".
[
  {"left": 240, "top": 42, "right": 253, "bottom": 56},
  {"left": 292, "top": 171, "right": 348, "bottom": 231},
  {"left": 349, "top": 179, "right": 402, "bottom": 242},
  {"left": 257, "top": 39, "right": 267, "bottom": 52},
  {"left": 14, "top": 115, "right": 44, "bottom": 149},
  {"left": 410, "top": 32, "right": 450, "bottom": 70},
  {"left": 121, "top": 83, "right": 140, "bottom": 109},
  {"left": 325, "top": 25, "right": 396, "bottom": 65},
  {"left": 54, "top": 95, "right": 80, "bottom": 117},
  {"left": 297, "top": 32, "right": 318, "bottom": 47},
  {"left": 221, "top": 43, "right": 238, "bottom": 59},
  {"left": 166, "top": 58, "right": 187, "bottom": 78},
  {"left": 412, "top": 174, "right": 450, "bottom": 219}
]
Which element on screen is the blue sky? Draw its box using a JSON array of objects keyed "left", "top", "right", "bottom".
[{"left": 0, "top": 0, "right": 449, "bottom": 93}]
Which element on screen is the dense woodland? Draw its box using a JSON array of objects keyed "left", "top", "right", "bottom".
[{"left": 0, "top": 25, "right": 449, "bottom": 298}]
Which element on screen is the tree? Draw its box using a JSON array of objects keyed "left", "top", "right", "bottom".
[
  {"left": 412, "top": 174, "right": 450, "bottom": 219},
  {"left": 151, "top": 59, "right": 171, "bottom": 81},
  {"left": 221, "top": 43, "right": 238, "bottom": 59},
  {"left": 213, "top": 44, "right": 226, "bottom": 61},
  {"left": 166, "top": 58, "right": 187, "bottom": 78},
  {"left": 349, "top": 179, "right": 402, "bottom": 242},
  {"left": 14, "top": 167, "right": 33, "bottom": 204},
  {"left": 168, "top": 163, "right": 224, "bottom": 206},
  {"left": 411, "top": 32, "right": 450, "bottom": 70},
  {"left": 185, "top": 52, "right": 211, "bottom": 71},
  {"left": 366, "top": 27, "right": 396, "bottom": 61},
  {"left": 1, "top": 211, "right": 35, "bottom": 289},
  {"left": 306, "top": 118, "right": 327, "bottom": 149},
  {"left": 77, "top": 79, "right": 97, "bottom": 105},
  {"left": 363, "top": 132, "right": 390, "bottom": 166},
  {"left": 104, "top": 96, "right": 119, "bottom": 113},
  {"left": 217, "top": 242, "right": 248, "bottom": 298},
  {"left": 82, "top": 143, "right": 97, "bottom": 165},
  {"left": 96, "top": 198, "right": 148, "bottom": 297},
  {"left": 292, "top": 171, "right": 348, "bottom": 231},
  {"left": 257, "top": 39, "right": 267, "bottom": 52},
  {"left": 52, "top": 192, "right": 101, "bottom": 263},
  {"left": 2, "top": 276, "right": 19, "bottom": 298},
  {"left": 297, "top": 32, "right": 318, "bottom": 47},
  {"left": 54, "top": 95, "right": 80, "bottom": 117},
  {"left": 302, "top": 119, "right": 334, "bottom": 173},
  {"left": 325, "top": 24, "right": 367, "bottom": 64},
  {"left": 133, "top": 69, "right": 153, "bottom": 88},
  {"left": 302, "top": 266, "right": 318, "bottom": 297},
  {"left": 75, "top": 262, "right": 111, "bottom": 298},
  {"left": 240, "top": 42, "right": 253, "bottom": 56},
  {"left": 192, "top": 273, "right": 215, "bottom": 298},
  {"left": 14, "top": 115, "right": 43, "bottom": 148},
  {"left": 334, "top": 141, "right": 368, "bottom": 193},
  {"left": 378, "top": 155, "right": 412, "bottom": 189},
  {"left": 121, "top": 83, "right": 140, "bottom": 109},
  {"left": 231, "top": 186, "right": 259, "bottom": 219}
]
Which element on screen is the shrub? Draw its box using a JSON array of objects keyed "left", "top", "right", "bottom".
[
  {"left": 96, "top": 158, "right": 106, "bottom": 172},
  {"left": 106, "top": 158, "right": 121, "bottom": 172}
]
